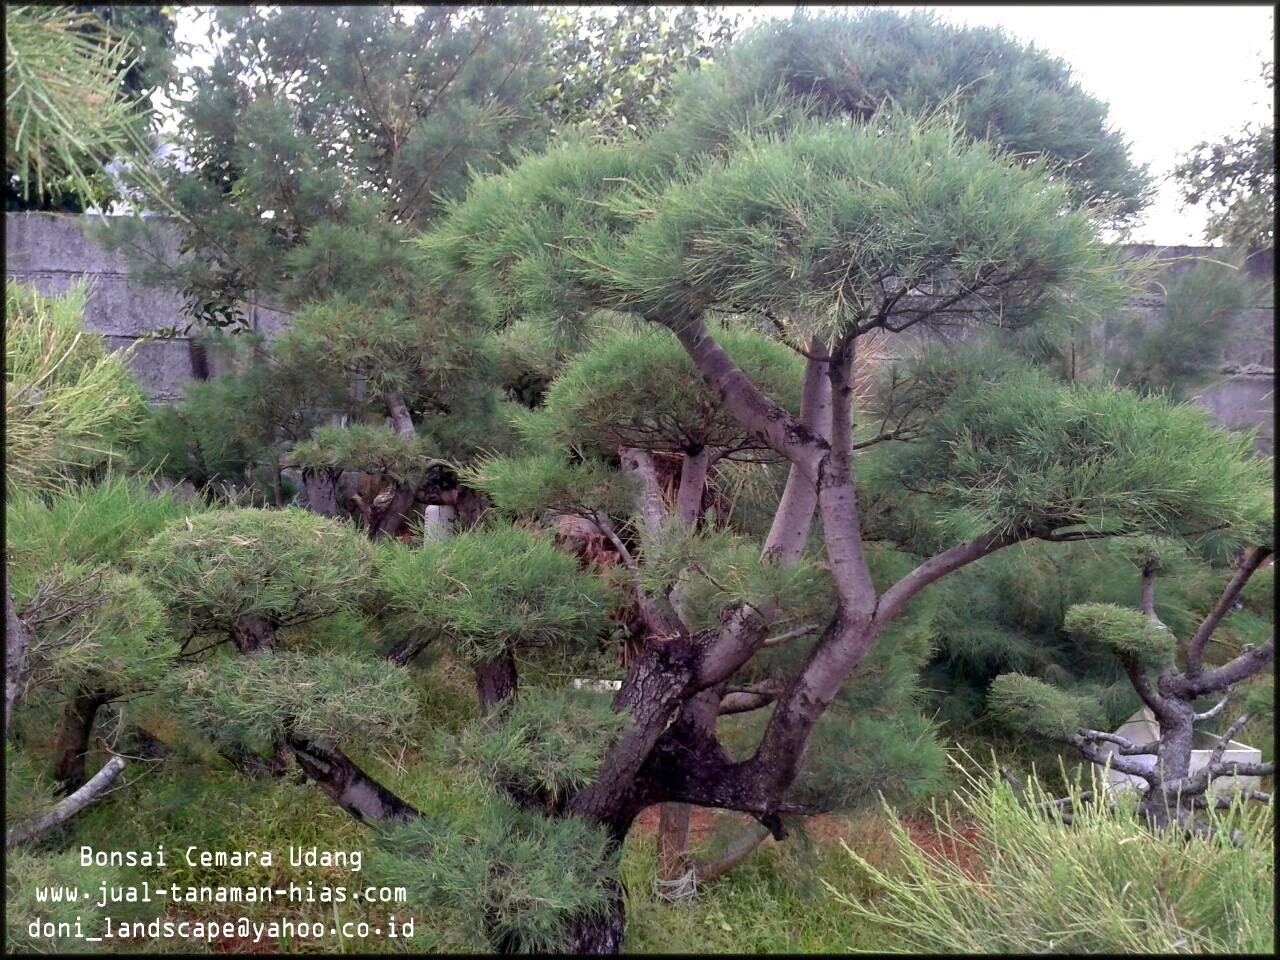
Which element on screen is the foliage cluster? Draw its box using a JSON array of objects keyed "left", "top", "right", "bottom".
[
  {"left": 5, "top": 281, "right": 147, "bottom": 492},
  {"left": 136, "top": 508, "right": 374, "bottom": 637},
  {"left": 377, "top": 527, "right": 610, "bottom": 663},
  {"left": 165, "top": 650, "right": 419, "bottom": 750}
]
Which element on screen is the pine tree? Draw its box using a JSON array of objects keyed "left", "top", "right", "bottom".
[{"left": 405, "top": 35, "right": 1266, "bottom": 941}]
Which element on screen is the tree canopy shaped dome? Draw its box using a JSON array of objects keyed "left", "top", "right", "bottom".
[
  {"left": 655, "top": 7, "right": 1153, "bottom": 225},
  {"left": 519, "top": 327, "right": 804, "bottom": 459},
  {"left": 136, "top": 507, "right": 374, "bottom": 637},
  {"left": 589, "top": 116, "right": 1125, "bottom": 342},
  {"left": 377, "top": 527, "right": 610, "bottom": 664}
]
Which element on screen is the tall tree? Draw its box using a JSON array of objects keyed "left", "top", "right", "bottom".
[
  {"left": 1173, "top": 51, "right": 1274, "bottom": 252},
  {"left": 540, "top": 4, "right": 737, "bottom": 141},
  {"left": 103, "top": 4, "right": 554, "bottom": 326}
]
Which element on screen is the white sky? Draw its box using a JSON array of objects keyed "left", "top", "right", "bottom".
[{"left": 172, "top": 4, "right": 1274, "bottom": 245}]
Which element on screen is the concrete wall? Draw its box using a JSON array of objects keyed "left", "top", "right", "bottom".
[
  {"left": 4, "top": 213, "right": 288, "bottom": 402},
  {"left": 4, "top": 212, "right": 1274, "bottom": 450}
]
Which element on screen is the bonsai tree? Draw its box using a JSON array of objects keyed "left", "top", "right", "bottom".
[
  {"left": 991, "top": 533, "right": 1274, "bottom": 833},
  {"left": 408, "top": 91, "right": 1267, "bottom": 947},
  {"left": 134, "top": 507, "right": 424, "bottom": 819}
]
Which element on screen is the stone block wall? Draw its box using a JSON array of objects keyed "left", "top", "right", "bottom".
[{"left": 4, "top": 212, "right": 288, "bottom": 402}]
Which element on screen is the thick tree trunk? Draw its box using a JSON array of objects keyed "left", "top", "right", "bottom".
[
  {"left": 286, "top": 734, "right": 418, "bottom": 823},
  {"left": 53, "top": 691, "right": 110, "bottom": 793},
  {"left": 5, "top": 582, "right": 33, "bottom": 733},
  {"left": 474, "top": 651, "right": 519, "bottom": 714},
  {"left": 563, "top": 879, "right": 627, "bottom": 954},
  {"left": 1138, "top": 707, "right": 1196, "bottom": 829},
  {"left": 301, "top": 469, "right": 342, "bottom": 518},
  {"left": 369, "top": 484, "right": 419, "bottom": 539},
  {"left": 763, "top": 340, "right": 831, "bottom": 564}
]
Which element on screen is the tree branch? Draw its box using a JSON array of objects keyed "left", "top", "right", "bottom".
[
  {"left": 1068, "top": 734, "right": 1159, "bottom": 780},
  {"left": 692, "top": 823, "right": 773, "bottom": 882},
  {"left": 1194, "top": 689, "right": 1233, "bottom": 722},
  {"left": 671, "top": 315, "right": 825, "bottom": 475},
  {"left": 874, "top": 525, "right": 1028, "bottom": 627},
  {"left": 1186, "top": 547, "right": 1271, "bottom": 678},
  {"left": 7, "top": 756, "right": 127, "bottom": 848},
  {"left": 1176, "top": 639, "right": 1274, "bottom": 698},
  {"left": 1077, "top": 729, "right": 1160, "bottom": 756}
]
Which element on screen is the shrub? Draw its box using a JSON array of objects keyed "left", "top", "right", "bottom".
[
  {"left": 5, "top": 281, "right": 147, "bottom": 492},
  {"left": 372, "top": 798, "right": 620, "bottom": 953},
  {"left": 135, "top": 507, "right": 374, "bottom": 636},
  {"left": 377, "top": 526, "right": 609, "bottom": 663}
]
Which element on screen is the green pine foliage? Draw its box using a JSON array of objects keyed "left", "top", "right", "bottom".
[
  {"left": 869, "top": 351, "right": 1271, "bottom": 547},
  {"left": 377, "top": 527, "right": 610, "bottom": 663},
  {"left": 446, "top": 689, "right": 628, "bottom": 806},
  {"left": 136, "top": 508, "right": 375, "bottom": 636},
  {"left": 5, "top": 849, "right": 121, "bottom": 951},
  {"left": 1062, "top": 602, "right": 1176, "bottom": 667},
  {"left": 520, "top": 327, "right": 804, "bottom": 458},
  {"left": 5, "top": 473, "right": 203, "bottom": 601},
  {"left": 18, "top": 563, "right": 172, "bottom": 696},
  {"left": 4, "top": 5, "right": 154, "bottom": 208},
  {"left": 291, "top": 424, "right": 438, "bottom": 484},
  {"left": 639, "top": 525, "right": 829, "bottom": 632},
  {"left": 589, "top": 115, "right": 1125, "bottom": 338},
  {"left": 372, "top": 800, "right": 620, "bottom": 954},
  {"left": 5, "top": 281, "right": 148, "bottom": 492},
  {"left": 483, "top": 319, "right": 567, "bottom": 408},
  {"left": 465, "top": 452, "right": 638, "bottom": 523},
  {"left": 102, "top": 6, "right": 556, "bottom": 324},
  {"left": 164, "top": 650, "right": 418, "bottom": 750},
  {"left": 4, "top": 743, "right": 57, "bottom": 828},
  {"left": 129, "top": 331, "right": 339, "bottom": 497},
  {"left": 987, "top": 673, "right": 1102, "bottom": 740}
]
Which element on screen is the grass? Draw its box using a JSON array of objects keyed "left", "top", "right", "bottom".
[
  {"left": 621, "top": 811, "right": 900, "bottom": 953},
  {"left": 9, "top": 646, "right": 1272, "bottom": 954},
  {"left": 827, "top": 760, "right": 1275, "bottom": 954}
]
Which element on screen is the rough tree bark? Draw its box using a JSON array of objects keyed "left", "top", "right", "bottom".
[
  {"left": 52, "top": 691, "right": 111, "bottom": 793},
  {"left": 474, "top": 650, "right": 519, "bottom": 715},
  {"left": 5, "top": 581, "right": 34, "bottom": 732},
  {"left": 301, "top": 469, "right": 342, "bottom": 518}
]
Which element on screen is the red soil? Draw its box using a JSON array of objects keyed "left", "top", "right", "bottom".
[{"left": 633, "top": 804, "right": 987, "bottom": 879}]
